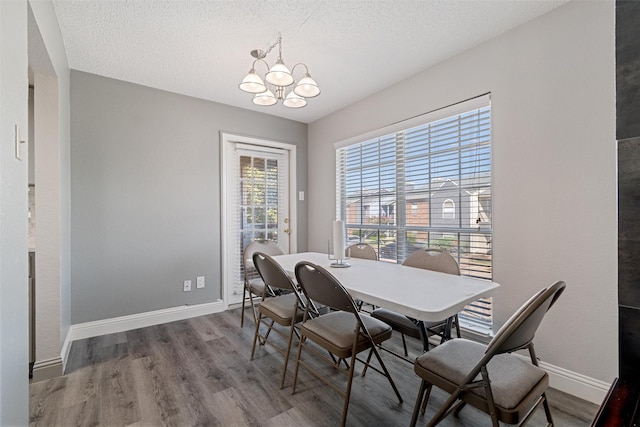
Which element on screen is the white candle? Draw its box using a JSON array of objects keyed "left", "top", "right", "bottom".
[{"left": 333, "top": 220, "right": 346, "bottom": 259}]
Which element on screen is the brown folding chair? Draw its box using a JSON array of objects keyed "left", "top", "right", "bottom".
[
  {"left": 249, "top": 252, "right": 305, "bottom": 388},
  {"left": 292, "top": 261, "right": 403, "bottom": 427},
  {"left": 240, "top": 239, "right": 285, "bottom": 327},
  {"left": 345, "top": 242, "right": 378, "bottom": 261},
  {"left": 410, "top": 280, "right": 566, "bottom": 427},
  {"left": 371, "top": 248, "right": 461, "bottom": 357},
  {"left": 345, "top": 243, "right": 378, "bottom": 312}
]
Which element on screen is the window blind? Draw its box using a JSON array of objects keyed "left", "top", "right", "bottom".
[
  {"left": 229, "top": 144, "right": 289, "bottom": 300},
  {"left": 336, "top": 96, "right": 493, "bottom": 331}
]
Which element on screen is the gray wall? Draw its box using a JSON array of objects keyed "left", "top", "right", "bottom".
[
  {"left": 0, "top": 1, "right": 29, "bottom": 424},
  {"left": 71, "top": 71, "right": 308, "bottom": 324},
  {"left": 308, "top": 0, "right": 616, "bottom": 402}
]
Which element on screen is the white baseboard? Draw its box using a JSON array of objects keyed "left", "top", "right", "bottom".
[
  {"left": 508, "top": 352, "right": 609, "bottom": 405},
  {"left": 61, "top": 333, "right": 73, "bottom": 372},
  {"left": 541, "top": 360, "right": 609, "bottom": 405},
  {"left": 61, "top": 300, "right": 226, "bottom": 372},
  {"left": 32, "top": 357, "right": 64, "bottom": 382}
]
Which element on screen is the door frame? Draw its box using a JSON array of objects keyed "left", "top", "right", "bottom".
[{"left": 220, "top": 132, "right": 297, "bottom": 307}]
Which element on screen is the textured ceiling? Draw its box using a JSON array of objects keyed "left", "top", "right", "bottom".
[{"left": 52, "top": 0, "right": 568, "bottom": 124}]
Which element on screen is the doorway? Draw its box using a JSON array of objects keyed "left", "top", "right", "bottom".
[{"left": 220, "top": 133, "right": 297, "bottom": 306}]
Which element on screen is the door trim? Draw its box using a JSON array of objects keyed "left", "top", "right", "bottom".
[{"left": 219, "top": 132, "right": 297, "bottom": 306}]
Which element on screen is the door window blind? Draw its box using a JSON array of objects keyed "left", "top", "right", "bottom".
[
  {"left": 336, "top": 96, "right": 493, "bottom": 331},
  {"left": 228, "top": 145, "right": 288, "bottom": 301}
]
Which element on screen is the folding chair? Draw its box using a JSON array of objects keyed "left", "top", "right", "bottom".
[
  {"left": 292, "top": 261, "right": 403, "bottom": 427},
  {"left": 250, "top": 252, "right": 305, "bottom": 388},
  {"left": 345, "top": 243, "right": 378, "bottom": 311},
  {"left": 240, "top": 239, "right": 284, "bottom": 327},
  {"left": 410, "top": 280, "right": 566, "bottom": 427},
  {"left": 372, "top": 248, "right": 461, "bottom": 357}
]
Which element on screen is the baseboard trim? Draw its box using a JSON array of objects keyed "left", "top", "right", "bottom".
[
  {"left": 32, "top": 357, "right": 64, "bottom": 382},
  {"left": 62, "top": 300, "right": 226, "bottom": 366},
  {"left": 61, "top": 332, "right": 73, "bottom": 373},
  {"left": 540, "top": 360, "right": 610, "bottom": 405},
  {"left": 508, "top": 352, "right": 609, "bottom": 405}
]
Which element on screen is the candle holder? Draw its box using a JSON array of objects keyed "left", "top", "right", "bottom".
[{"left": 328, "top": 239, "right": 351, "bottom": 268}]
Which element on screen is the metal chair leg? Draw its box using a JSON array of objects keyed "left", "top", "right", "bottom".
[
  {"left": 241, "top": 285, "right": 248, "bottom": 327},
  {"left": 401, "top": 333, "right": 409, "bottom": 357},
  {"left": 291, "top": 334, "right": 305, "bottom": 394},
  {"left": 361, "top": 348, "right": 374, "bottom": 377},
  {"left": 369, "top": 343, "right": 403, "bottom": 404},
  {"left": 250, "top": 311, "right": 263, "bottom": 360},
  {"left": 420, "top": 383, "right": 432, "bottom": 415},
  {"left": 410, "top": 380, "right": 428, "bottom": 427},
  {"left": 541, "top": 393, "right": 555, "bottom": 426},
  {"left": 340, "top": 346, "right": 359, "bottom": 427},
  {"left": 279, "top": 319, "right": 297, "bottom": 389}
]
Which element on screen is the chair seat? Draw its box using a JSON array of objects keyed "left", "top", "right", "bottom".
[
  {"left": 259, "top": 293, "right": 304, "bottom": 326},
  {"left": 371, "top": 308, "right": 421, "bottom": 338},
  {"left": 301, "top": 311, "right": 392, "bottom": 359},
  {"left": 415, "top": 339, "right": 548, "bottom": 418}
]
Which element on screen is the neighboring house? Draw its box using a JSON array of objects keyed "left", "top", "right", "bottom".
[
  {"left": 429, "top": 176, "right": 491, "bottom": 254},
  {"left": 345, "top": 174, "right": 491, "bottom": 255},
  {"left": 345, "top": 189, "right": 397, "bottom": 228}
]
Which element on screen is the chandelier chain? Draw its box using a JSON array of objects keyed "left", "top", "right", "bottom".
[{"left": 264, "top": 35, "right": 282, "bottom": 57}]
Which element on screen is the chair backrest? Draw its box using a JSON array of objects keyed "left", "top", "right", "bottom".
[
  {"left": 485, "top": 280, "right": 566, "bottom": 357},
  {"left": 346, "top": 243, "right": 377, "bottom": 261},
  {"left": 244, "top": 240, "right": 285, "bottom": 263},
  {"left": 402, "top": 248, "right": 460, "bottom": 276},
  {"left": 252, "top": 252, "right": 297, "bottom": 293},
  {"left": 243, "top": 240, "right": 285, "bottom": 279},
  {"left": 294, "top": 261, "right": 358, "bottom": 314}
]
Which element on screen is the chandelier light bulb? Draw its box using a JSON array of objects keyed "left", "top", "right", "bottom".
[
  {"left": 266, "top": 59, "right": 294, "bottom": 86},
  {"left": 294, "top": 73, "right": 320, "bottom": 98},
  {"left": 253, "top": 89, "right": 277, "bottom": 106},
  {"left": 238, "top": 69, "right": 267, "bottom": 94},
  {"left": 283, "top": 91, "right": 307, "bottom": 108}
]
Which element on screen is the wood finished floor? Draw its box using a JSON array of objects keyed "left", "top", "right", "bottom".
[{"left": 30, "top": 308, "right": 599, "bottom": 426}]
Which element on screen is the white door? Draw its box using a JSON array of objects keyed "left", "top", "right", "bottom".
[{"left": 223, "top": 140, "right": 292, "bottom": 305}]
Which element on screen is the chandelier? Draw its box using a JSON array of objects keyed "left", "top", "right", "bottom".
[{"left": 238, "top": 35, "right": 320, "bottom": 108}]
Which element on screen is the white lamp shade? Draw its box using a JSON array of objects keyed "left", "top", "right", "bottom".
[
  {"left": 239, "top": 69, "right": 267, "bottom": 94},
  {"left": 294, "top": 73, "right": 320, "bottom": 98},
  {"left": 283, "top": 91, "right": 307, "bottom": 108},
  {"left": 253, "top": 90, "right": 277, "bottom": 106},
  {"left": 265, "top": 60, "right": 294, "bottom": 86}
]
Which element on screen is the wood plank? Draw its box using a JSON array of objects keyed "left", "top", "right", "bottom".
[{"left": 30, "top": 309, "right": 600, "bottom": 426}]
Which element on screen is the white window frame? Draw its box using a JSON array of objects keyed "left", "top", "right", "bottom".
[{"left": 334, "top": 94, "right": 493, "bottom": 333}]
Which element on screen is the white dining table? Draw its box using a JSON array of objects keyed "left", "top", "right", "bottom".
[{"left": 271, "top": 251, "right": 500, "bottom": 323}]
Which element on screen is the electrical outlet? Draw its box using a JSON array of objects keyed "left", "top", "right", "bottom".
[
  {"left": 183, "top": 280, "right": 192, "bottom": 292},
  {"left": 197, "top": 276, "right": 205, "bottom": 288}
]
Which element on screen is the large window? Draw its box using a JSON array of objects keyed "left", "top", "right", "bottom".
[{"left": 336, "top": 96, "right": 492, "bottom": 331}]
